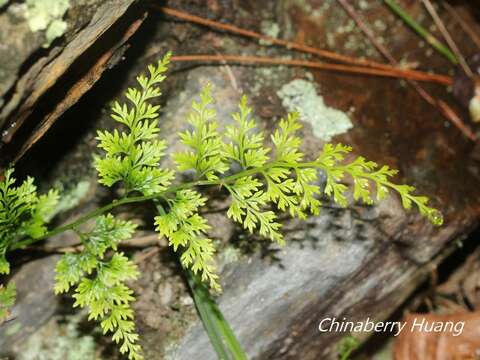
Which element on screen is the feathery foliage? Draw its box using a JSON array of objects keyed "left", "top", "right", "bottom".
[
  {"left": 0, "top": 53, "right": 443, "bottom": 359},
  {"left": 95, "top": 53, "right": 174, "bottom": 195},
  {"left": 0, "top": 170, "right": 56, "bottom": 329},
  {"left": 316, "top": 143, "right": 443, "bottom": 225},
  {"left": 174, "top": 83, "right": 229, "bottom": 180},
  {"left": 264, "top": 112, "right": 322, "bottom": 218},
  {"left": 224, "top": 95, "right": 270, "bottom": 169},
  {"left": 54, "top": 214, "right": 141, "bottom": 359},
  {"left": 0, "top": 169, "right": 58, "bottom": 275},
  {"left": 96, "top": 55, "right": 442, "bottom": 295},
  {"left": 55, "top": 54, "right": 178, "bottom": 360},
  {"left": 154, "top": 190, "right": 219, "bottom": 290}
]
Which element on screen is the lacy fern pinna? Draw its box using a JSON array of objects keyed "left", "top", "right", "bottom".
[{"left": 0, "top": 52, "right": 442, "bottom": 359}]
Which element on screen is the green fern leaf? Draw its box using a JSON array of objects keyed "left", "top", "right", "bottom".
[
  {"left": 54, "top": 252, "right": 97, "bottom": 294},
  {"left": 87, "top": 214, "right": 137, "bottom": 257},
  {"left": 294, "top": 167, "right": 322, "bottom": 216},
  {"left": 95, "top": 52, "right": 174, "bottom": 195},
  {"left": 315, "top": 143, "right": 443, "bottom": 225},
  {"left": 174, "top": 83, "right": 228, "bottom": 180},
  {"left": 0, "top": 55, "right": 445, "bottom": 360},
  {"left": 271, "top": 112, "right": 303, "bottom": 164},
  {"left": 224, "top": 95, "right": 270, "bottom": 169},
  {"left": 154, "top": 190, "right": 220, "bottom": 291},
  {"left": 226, "top": 179, "right": 284, "bottom": 245},
  {"left": 54, "top": 214, "right": 142, "bottom": 360},
  {"left": 0, "top": 169, "right": 58, "bottom": 274}
]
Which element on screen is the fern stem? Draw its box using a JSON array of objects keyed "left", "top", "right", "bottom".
[
  {"left": 11, "top": 162, "right": 284, "bottom": 249},
  {"left": 7, "top": 160, "right": 346, "bottom": 250},
  {"left": 10, "top": 180, "right": 204, "bottom": 249},
  {"left": 12, "top": 157, "right": 437, "bottom": 250}
]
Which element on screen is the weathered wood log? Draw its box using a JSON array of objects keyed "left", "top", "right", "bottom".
[{"left": 0, "top": 0, "right": 145, "bottom": 166}]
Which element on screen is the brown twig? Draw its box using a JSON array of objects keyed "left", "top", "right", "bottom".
[
  {"left": 421, "top": 0, "right": 473, "bottom": 77},
  {"left": 155, "top": 5, "right": 452, "bottom": 81},
  {"left": 28, "top": 233, "right": 162, "bottom": 254},
  {"left": 437, "top": 100, "right": 477, "bottom": 141},
  {"left": 134, "top": 246, "right": 161, "bottom": 264},
  {"left": 171, "top": 54, "right": 451, "bottom": 85},
  {"left": 336, "top": 0, "right": 476, "bottom": 141},
  {"left": 23, "top": 232, "right": 163, "bottom": 266},
  {"left": 443, "top": 2, "right": 480, "bottom": 50}
]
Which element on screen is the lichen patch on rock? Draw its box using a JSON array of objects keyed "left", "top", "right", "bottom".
[
  {"left": 277, "top": 79, "right": 353, "bottom": 141},
  {"left": 25, "top": 0, "right": 70, "bottom": 47}
]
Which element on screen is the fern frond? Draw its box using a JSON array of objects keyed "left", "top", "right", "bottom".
[
  {"left": 225, "top": 178, "right": 284, "bottom": 245},
  {"left": 54, "top": 214, "right": 142, "bottom": 360},
  {"left": 271, "top": 112, "right": 303, "bottom": 164},
  {"left": 0, "top": 56, "right": 445, "bottom": 360},
  {"left": 95, "top": 52, "right": 174, "bottom": 195},
  {"left": 262, "top": 113, "right": 322, "bottom": 219},
  {"left": 315, "top": 143, "right": 352, "bottom": 207},
  {"left": 174, "top": 83, "right": 228, "bottom": 180},
  {"left": 224, "top": 95, "right": 270, "bottom": 169},
  {"left": 0, "top": 169, "right": 58, "bottom": 274},
  {"left": 87, "top": 214, "right": 138, "bottom": 257},
  {"left": 315, "top": 143, "right": 443, "bottom": 225},
  {"left": 154, "top": 190, "right": 220, "bottom": 291}
]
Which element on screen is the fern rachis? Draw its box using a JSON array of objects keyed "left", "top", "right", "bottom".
[{"left": 0, "top": 53, "right": 443, "bottom": 359}]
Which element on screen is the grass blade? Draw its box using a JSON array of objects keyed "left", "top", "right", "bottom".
[
  {"left": 384, "top": 0, "right": 457, "bottom": 64},
  {"left": 185, "top": 269, "right": 248, "bottom": 360}
]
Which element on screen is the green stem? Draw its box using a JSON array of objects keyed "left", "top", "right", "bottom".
[
  {"left": 12, "top": 179, "right": 209, "bottom": 249},
  {"left": 384, "top": 0, "right": 457, "bottom": 64},
  {"left": 12, "top": 161, "right": 302, "bottom": 250},
  {"left": 13, "top": 155, "right": 438, "bottom": 251}
]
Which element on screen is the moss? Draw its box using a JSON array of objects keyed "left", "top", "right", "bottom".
[
  {"left": 277, "top": 79, "right": 353, "bottom": 141},
  {"left": 4, "top": 321, "right": 22, "bottom": 336},
  {"left": 24, "top": 0, "right": 70, "bottom": 47}
]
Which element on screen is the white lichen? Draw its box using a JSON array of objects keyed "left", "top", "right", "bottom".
[
  {"left": 219, "top": 246, "right": 241, "bottom": 267},
  {"left": 277, "top": 79, "right": 353, "bottom": 141},
  {"left": 25, "top": 0, "right": 70, "bottom": 47},
  {"left": 358, "top": 0, "right": 369, "bottom": 10},
  {"left": 374, "top": 19, "right": 387, "bottom": 32},
  {"left": 259, "top": 20, "right": 280, "bottom": 46}
]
